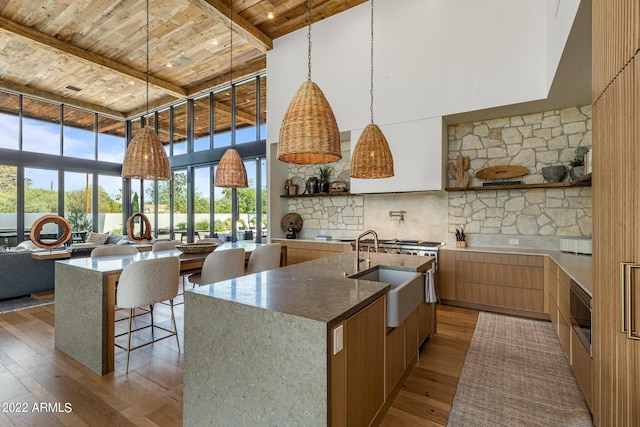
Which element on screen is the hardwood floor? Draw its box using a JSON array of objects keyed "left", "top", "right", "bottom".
[
  {"left": 380, "top": 305, "right": 479, "bottom": 427},
  {"left": 0, "top": 291, "right": 478, "bottom": 426}
]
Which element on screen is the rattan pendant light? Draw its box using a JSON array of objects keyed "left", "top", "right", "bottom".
[
  {"left": 277, "top": 0, "right": 341, "bottom": 164},
  {"left": 122, "top": 0, "right": 170, "bottom": 180},
  {"left": 351, "top": 0, "right": 394, "bottom": 179},
  {"left": 214, "top": 0, "right": 248, "bottom": 188}
]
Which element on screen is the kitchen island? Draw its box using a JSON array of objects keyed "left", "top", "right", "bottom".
[{"left": 183, "top": 251, "right": 434, "bottom": 426}]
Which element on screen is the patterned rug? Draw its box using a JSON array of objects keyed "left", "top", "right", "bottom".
[{"left": 448, "top": 312, "right": 593, "bottom": 427}]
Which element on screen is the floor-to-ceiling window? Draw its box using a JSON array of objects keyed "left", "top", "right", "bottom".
[
  {"left": 0, "top": 73, "right": 266, "bottom": 247},
  {"left": 97, "top": 174, "right": 123, "bottom": 235},
  {"left": 24, "top": 167, "right": 58, "bottom": 237},
  {"left": 65, "top": 171, "right": 93, "bottom": 236}
]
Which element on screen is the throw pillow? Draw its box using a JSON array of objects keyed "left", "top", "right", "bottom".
[{"left": 86, "top": 231, "right": 110, "bottom": 245}]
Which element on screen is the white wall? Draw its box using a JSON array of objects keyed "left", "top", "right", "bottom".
[
  {"left": 267, "top": 0, "right": 573, "bottom": 140},
  {"left": 546, "top": 0, "right": 581, "bottom": 88}
]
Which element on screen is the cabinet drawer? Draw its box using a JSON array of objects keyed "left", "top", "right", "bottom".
[
  {"left": 455, "top": 252, "right": 544, "bottom": 267},
  {"left": 457, "top": 262, "right": 544, "bottom": 290},
  {"left": 456, "top": 281, "right": 544, "bottom": 313}
]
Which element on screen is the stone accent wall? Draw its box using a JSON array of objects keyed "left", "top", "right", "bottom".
[
  {"left": 447, "top": 106, "right": 592, "bottom": 239},
  {"left": 286, "top": 140, "right": 365, "bottom": 236}
]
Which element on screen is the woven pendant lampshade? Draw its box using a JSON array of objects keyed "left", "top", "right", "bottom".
[
  {"left": 278, "top": 81, "right": 341, "bottom": 164},
  {"left": 351, "top": 123, "right": 394, "bottom": 178},
  {"left": 351, "top": 0, "right": 394, "bottom": 179},
  {"left": 122, "top": 127, "right": 170, "bottom": 180},
  {"left": 277, "top": 0, "right": 341, "bottom": 165},
  {"left": 213, "top": 1, "right": 247, "bottom": 189},
  {"left": 122, "top": 0, "right": 170, "bottom": 181},
  {"left": 215, "top": 148, "right": 248, "bottom": 188}
]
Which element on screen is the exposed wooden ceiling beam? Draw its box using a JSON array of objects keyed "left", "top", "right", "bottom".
[
  {"left": 124, "top": 58, "right": 266, "bottom": 119},
  {"left": 187, "top": 0, "right": 273, "bottom": 52},
  {"left": 0, "top": 15, "right": 188, "bottom": 100},
  {"left": 0, "top": 79, "right": 125, "bottom": 119},
  {"left": 187, "top": 57, "right": 266, "bottom": 98}
]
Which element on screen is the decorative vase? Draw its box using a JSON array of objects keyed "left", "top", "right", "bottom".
[
  {"left": 456, "top": 240, "right": 467, "bottom": 248},
  {"left": 570, "top": 166, "right": 584, "bottom": 180},
  {"left": 319, "top": 179, "right": 330, "bottom": 193},
  {"left": 306, "top": 177, "right": 319, "bottom": 194}
]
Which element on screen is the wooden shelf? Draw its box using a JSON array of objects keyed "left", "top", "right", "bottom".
[
  {"left": 280, "top": 192, "right": 359, "bottom": 198},
  {"left": 445, "top": 173, "right": 591, "bottom": 192}
]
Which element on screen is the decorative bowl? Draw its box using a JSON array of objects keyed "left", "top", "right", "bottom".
[
  {"left": 176, "top": 243, "right": 218, "bottom": 254},
  {"left": 541, "top": 166, "right": 567, "bottom": 183}
]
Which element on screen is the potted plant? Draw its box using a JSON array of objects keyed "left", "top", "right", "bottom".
[
  {"left": 569, "top": 147, "right": 587, "bottom": 180},
  {"left": 318, "top": 166, "right": 333, "bottom": 193}
]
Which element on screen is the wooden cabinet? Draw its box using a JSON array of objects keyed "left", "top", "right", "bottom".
[
  {"left": 439, "top": 250, "right": 545, "bottom": 318},
  {"left": 557, "top": 268, "right": 572, "bottom": 355},
  {"left": 571, "top": 328, "right": 592, "bottom": 410},
  {"left": 417, "top": 301, "right": 434, "bottom": 344},
  {"left": 331, "top": 296, "right": 386, "bottom": 427},
  {"left": 271, "top": 239, "right": 351, "bottom": 265},
  {"left": 546, "top": 259, "right": 592, "bottom": 412},
  {"left": 592, "top": 4, "right": 640, "bottom": 423},
  {"left": 385, "top": 322, "right": 405, "bottom": 395}
]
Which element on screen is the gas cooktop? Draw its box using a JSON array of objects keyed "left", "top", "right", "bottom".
[{"left": 357, "top": 239, "right": 444, "bottom": 248}]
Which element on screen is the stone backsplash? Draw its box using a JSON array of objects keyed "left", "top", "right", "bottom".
[
  {"left": 447, "top": 105, "right": 592, "bottom": 240},
  {"left": 283, "top": 105, "right": 592, "bottom": 245}
]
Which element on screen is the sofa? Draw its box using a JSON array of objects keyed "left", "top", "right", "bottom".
[
  {"left": 0, "top": 251, "right": 57, "bottom": 300},
  {"left": 0, "top": 233, "right": 140, "bottom": 300}
]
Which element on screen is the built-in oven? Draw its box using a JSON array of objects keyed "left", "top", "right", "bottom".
[{"left": 570, "top": 279, "right": 592, "bottom": 357}]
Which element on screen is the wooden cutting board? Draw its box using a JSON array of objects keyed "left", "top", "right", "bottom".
[{"left": 475, "top": 165, "right": 529, "bottom": 180}]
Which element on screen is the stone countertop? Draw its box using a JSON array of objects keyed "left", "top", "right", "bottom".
[
  {"left": 441, "top": 246, "right": 592, "bottom": 296},
  {"left": 189, "top": 252, "right": 434, "bottom": 328},
  {"left": 272, "top": 237, "right": 355, "bottom": 244}
]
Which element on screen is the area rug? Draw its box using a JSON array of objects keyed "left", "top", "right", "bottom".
[
  {"left": 0, "top": 296, "right": 54, "bottom": 313},
  {"left": 448, "top": 312, "right": 593, "bottom": 427}
]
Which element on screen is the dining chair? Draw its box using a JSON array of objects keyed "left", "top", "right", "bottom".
[
  {"left": 188, "top": 248, "right": 246, "bottom": 286},
  {"left": 91, "top": 245, "right": 138, "bottom": 258},
  {"left": 245, "top": 243, "right": 282, "bottom": 275},
  {"left": 152, "top": 240, "right": 180, "bottom": 251},
  {"left": 114, "top": 256, "right": 180, "bottom": 373}
]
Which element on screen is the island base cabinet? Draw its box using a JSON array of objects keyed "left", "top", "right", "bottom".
[
  {"left": 331, "top": 296, "right": 386, "bottom": 427},
  {"left": 386, "top": 323, "right": 405, "bottom": 395}
]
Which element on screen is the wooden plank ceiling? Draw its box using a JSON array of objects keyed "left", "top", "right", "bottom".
[{"left": 0, "top": 0, "right": 366, "bottom": 137}]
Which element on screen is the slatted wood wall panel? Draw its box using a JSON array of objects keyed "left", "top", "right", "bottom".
[
  {"left": 592, "top": 27, "right": 640, "bottom": 426},
  {"left": 592, "top": 0, "right": 640, "bottom": 102}
]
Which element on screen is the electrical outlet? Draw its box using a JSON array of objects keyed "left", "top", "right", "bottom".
[
  {"left": 509, "top": 239, "right": 520, "bottom": 245},
  {"left": 333, "top": 325, "right": 343, "bottom": 355}
]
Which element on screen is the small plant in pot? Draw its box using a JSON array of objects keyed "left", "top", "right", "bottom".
[
  {"left": 318, "top": 166, "right": 333, "bottom": 193},
  {"left": 569, "top": 148, "right": 586, "bottom": 180}
]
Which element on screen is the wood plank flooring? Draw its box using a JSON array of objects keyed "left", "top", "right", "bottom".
[
  {"left": 380, "top": 305, "right": 479, "bottom": 427},
  {"left": 0, "top": 292, "right": 479, "bottom": 426}
]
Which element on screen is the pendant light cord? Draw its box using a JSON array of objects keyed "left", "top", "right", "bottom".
[
  {"left": 370, "top": 0, "right": 374, "bottom": 124},
  {"left": 230, "top": 0, "right": 233, "bottom": 85},
  {"left": 307, "top": 0, "right": 312, "bottom": 82},
  {"left": 145, "top": 0, "right": 150, "bottom": 120}
]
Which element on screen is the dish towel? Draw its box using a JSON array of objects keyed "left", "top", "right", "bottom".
[{"left": 425, "top": 267, "right": 437, "bottom": 303}]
